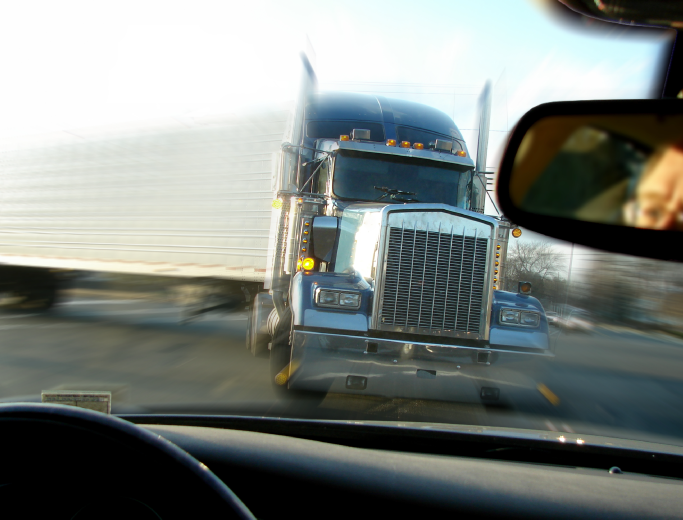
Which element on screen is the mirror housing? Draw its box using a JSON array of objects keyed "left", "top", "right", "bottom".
[
  {"left": 311, "top": 216, "right": 339, "bottom": 262},
  {"left": 560, "top": 0, "right": 683, "bottom": 29},
  {"left": 497, "top": 99, "right": 683, "bottom": 262}
]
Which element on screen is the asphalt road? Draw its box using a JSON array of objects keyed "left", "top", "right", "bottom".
[{"left": 2, "top": 288, "right": 683, "bottom": 448}]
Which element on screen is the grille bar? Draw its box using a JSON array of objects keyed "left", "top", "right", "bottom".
[{"left": 381, "top": 224, "right": 488, "bottom": 334}]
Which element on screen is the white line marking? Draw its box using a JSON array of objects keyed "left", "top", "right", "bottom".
[
  {"left": 61, "top": 299, "right": 144, "bottom": 306},
  {"left": 0, "top": 324, "right": 79, "bottom": 330},
  {"left": 70, "top": 309, "right": 179, "bottom": 316}
]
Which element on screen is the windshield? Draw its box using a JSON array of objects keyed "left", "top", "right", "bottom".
[
  {"left": 0, "top": 0, "right": 679, "bottom": 452},
  {"left": 332, "top": 150, "right": 472, "bottom": 206}
]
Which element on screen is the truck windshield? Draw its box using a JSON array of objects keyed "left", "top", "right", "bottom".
[{"left": 332, "top": 150, "right": 472, "bottom": 208}]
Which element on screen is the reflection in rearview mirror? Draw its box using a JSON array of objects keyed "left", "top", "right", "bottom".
[{"left": 510, "top": 114, "right": 683, "bottom": 231}]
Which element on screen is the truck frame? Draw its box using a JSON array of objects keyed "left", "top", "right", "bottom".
[{"left": 252, "top": 63, "right": 552, "bottom": 404}]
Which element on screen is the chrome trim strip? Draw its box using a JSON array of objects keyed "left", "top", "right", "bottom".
[{"left": 295, "top": 330, "right": 553, "bottom": 357}]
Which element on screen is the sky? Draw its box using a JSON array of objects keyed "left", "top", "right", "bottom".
[{"left": 0, "top": 0, "right": 673, "bottom": 279}]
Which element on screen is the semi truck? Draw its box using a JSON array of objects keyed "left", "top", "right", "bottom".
[{"left": 0, "top": 58, "right": 551, "bottom": 404}]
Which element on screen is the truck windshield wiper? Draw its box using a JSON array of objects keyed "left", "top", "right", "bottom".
[{"left": 374, "top": 186, "right": 419, "bottom": 202}]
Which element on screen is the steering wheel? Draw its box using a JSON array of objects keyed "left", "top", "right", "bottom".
[{"left": 0, "top": 403, "right": 255, "bottom": 519}]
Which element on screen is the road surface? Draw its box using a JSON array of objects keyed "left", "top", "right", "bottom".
[{"left": 2, "top": 287, "right": 683, "bottom": 448}]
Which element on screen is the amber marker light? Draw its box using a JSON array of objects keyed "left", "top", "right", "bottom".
[
  {"left": 512, "top": 228, "right": 522, "bottom": 238},
  {"left": 519, "top": 282, "right": 532, "bottom": 294},
  {"left": 400, "top": 141, "right": 411, "bottom": 148},
  {"left": 340, "top": 135, "right": 350, "bottom": 141},
  {"left": 386, "top": 139, "right": 397, "bottom": 147},
  {"left": 302, "top": 258, "right": 315, "bottom": 271},
  {"left": 413, "top": 143, "right": 424, "bottom": 150},
  {"left": 456, "top": 150, "right": 467, "bottom": 157}
]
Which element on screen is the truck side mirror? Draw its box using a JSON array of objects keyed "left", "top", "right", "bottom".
[{"left": 311, "top": 217, "right": 339, "bottom": 262}]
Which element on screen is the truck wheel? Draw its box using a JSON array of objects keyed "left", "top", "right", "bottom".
[
  {"left": 24, "top": 285, "right": 58, "bottom": 311},
  {"left": 269, "top": 308, "right": 292, "bottom": 394},
  {"left": 245, "top": 312, "right": 252, "bottom": 350},
  {"left": 269, "top": 307, "right": 326, "bottom": 405},
  {"left": 246, "top": 305, "right": 269, "bottom": 358},
  {"left": 15, "top": 271, "right": 58, "bottom": 312}
]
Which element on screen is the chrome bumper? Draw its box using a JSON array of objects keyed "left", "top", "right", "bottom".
[{"left": 288, "top": 330, "right": 551, "bottom": 403}]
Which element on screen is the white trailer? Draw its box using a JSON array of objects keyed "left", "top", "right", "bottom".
[{"left": 0, "top": 106, "right": 296, "bottom": 309}]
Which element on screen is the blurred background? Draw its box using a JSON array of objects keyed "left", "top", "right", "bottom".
[{"left": 0, "top": 0, "right": 681, "bottom": 447}]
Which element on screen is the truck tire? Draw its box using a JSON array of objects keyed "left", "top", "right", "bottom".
[
  {"left": 269, "top": 307, "right": 326, "bottom": 406},
  {"left": 246, "top": 305, "right": 270, "bottom": 358},
  {"left": 269, "top": 307, "right": 292, "bottom": 394},
  {"left": 0, "top": 268, "right": 58, "bottom": 312},
  {"left": 23, "top": 284, "right": 58, "bottom": 311}
]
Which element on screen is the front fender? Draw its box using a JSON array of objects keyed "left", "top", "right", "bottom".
[
  {"left": 290, "top": 271, "right": 373, "bottom": 332},
  {"left": 489, "top": 290, "right": 551, "bottom": 351}
]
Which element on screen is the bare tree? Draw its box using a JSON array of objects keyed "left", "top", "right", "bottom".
[{"left": 502, "top": 241, "right": 567, "bottom": 304}]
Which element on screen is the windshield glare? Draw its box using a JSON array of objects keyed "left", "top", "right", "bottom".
[
  {"left": 332, "top": 150, "right": 472, "bottom": 207},
  {"left": 0, "top": 0, "right": 680, "bottom": 452}
]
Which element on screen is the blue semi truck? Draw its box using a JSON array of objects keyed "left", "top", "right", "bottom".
[{"left": 248, "top": 70, "right": 552, "bottom": 404}]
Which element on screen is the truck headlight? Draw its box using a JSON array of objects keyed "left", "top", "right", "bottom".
[
  {"left": 500, "top": 309, "right": 520, "bottom": 324},
  {"left": 318, "top": 291, "right": 340, "bottom": 306},
  {"left": 339, "top": 292, "right": 361, "bottom": 307},
  {"left": 520, "top": 311, "right": 540, "bottom": 327},
  {"left": 315, "top": 288, "right": 361, "bottom": 310},
  {"left": 500, "top": 308, "right": 540, "bottom": 327}
]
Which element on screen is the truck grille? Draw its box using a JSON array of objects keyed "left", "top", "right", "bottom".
[{"left": 381, "top": 226, "right": 488, "bottom": 334}]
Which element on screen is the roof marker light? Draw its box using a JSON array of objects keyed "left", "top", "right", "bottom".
[
  {"left": 386, "top": 139, "right": 397, "bottom": 147},
  {"left": 413, "top": 143, "right": 424, "bottom": 150},
  {"left": 456, "top": 150, "right": 467, "bottom": 157},
  {"left": 302, "top": 258, "right": 315, "bottom": 271},
  {"left": 340, "top": 135, "right": 350, "bottom": 141},
  {"left": 351, "top": 129, "right": 371, "bottom": 140},
  {"left": 400, "top": 141, "right": 411, "bottom": 148},
  {"left": 434, "top": 139, "right": 453, "bottom": 152}
]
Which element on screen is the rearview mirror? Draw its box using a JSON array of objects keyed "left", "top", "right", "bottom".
[{"left": 497, "top": 100, "right": 683, "bottom": 261}]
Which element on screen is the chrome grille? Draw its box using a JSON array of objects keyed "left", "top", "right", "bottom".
[{"left": 381, "top": 225, "right": 488, "bottom": 334}]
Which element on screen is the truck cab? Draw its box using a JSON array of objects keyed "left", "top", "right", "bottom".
[
  {"left": 300, "top": 92, "right": 480, "bottom": 210},
  {"left": 261, "top": 91, "right": 551, "bottom": 404}
]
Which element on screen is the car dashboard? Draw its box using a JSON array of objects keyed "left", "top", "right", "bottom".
[
  {"left": 2, "top": 407, "right": 683, "bottom": 519},
  {"left": 145, "top": 421, "right": 683, "bottom": 519}
]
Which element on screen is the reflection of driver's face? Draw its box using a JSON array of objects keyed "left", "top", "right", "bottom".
[{"left": 634, "top": 142, "right": 683, "bottom": 230}]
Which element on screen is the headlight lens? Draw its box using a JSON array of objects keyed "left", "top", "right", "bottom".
[
  {"left": 318, "top": 290, "right": 340, "bottom": 305},
  {"left": 316, "top": 289, "right": 361, "bottom": 309},
  {"left": 500, "top": 309, "right": 520, "bottom": 324},
  {"left": 521, "top": 311, "right": 540, "bottom": 327},
  {"left": 339, "top": 292, "right": 361, "bottom": 307}
]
